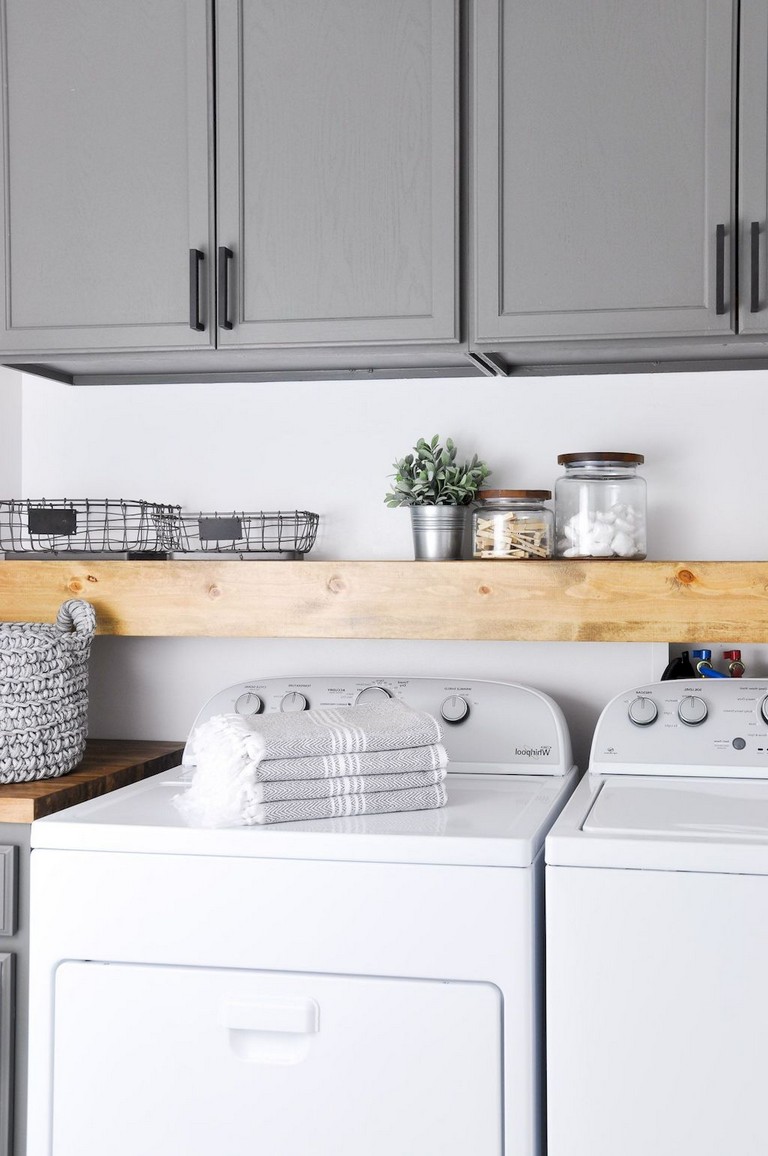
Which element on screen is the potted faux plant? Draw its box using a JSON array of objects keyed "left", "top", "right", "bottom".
[{"left": 385, "top": 435, "right": 491, "bottom": 559}]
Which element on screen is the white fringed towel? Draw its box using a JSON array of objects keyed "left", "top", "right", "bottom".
[
  {"left": 176, "top": 699, "right": 447, "bottom": 828},
  {"left": 252, "top": 743, "right": 447, "bottom": 783},
  {"left": 185, "top": 699, "right": 442, "bottom": 765},
  {"left": 254, "top": 766, "right": 446, "bottom": 803},
  {"left": 243, "top": 782, "right": 448, "bottom": 826}
]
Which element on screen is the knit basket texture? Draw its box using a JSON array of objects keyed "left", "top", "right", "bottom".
[{"left": 0, "top": 599, "right": 96, "bottom": 783}]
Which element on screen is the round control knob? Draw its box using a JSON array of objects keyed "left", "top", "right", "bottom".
[
  {"left": 440, "top": 695, "right": 470, "bottom": 724},
  {"left": 760, "top": 696, "right": 768, "bottom": 726},
  {"left": 234, "top": 692, "right": 264, "bottom": 716},
  {"left": 354, "top": 686, "right": 392, "bottom": 705},
  {"left": 627, "top": 696, "right": 658, "bottom": 726},
  {"left": 677, "top": 695, "right": 708, "bottom": 726},
  {"left": 280, "top": 691, "right": 309, "bottom": 713}
]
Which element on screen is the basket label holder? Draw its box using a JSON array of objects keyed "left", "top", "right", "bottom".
[
  {"left": 27, "top": 508, "right": 77, "bottom": 536},
  {"left": 198, "top": 516, "right": 243, "bottom": 542}
]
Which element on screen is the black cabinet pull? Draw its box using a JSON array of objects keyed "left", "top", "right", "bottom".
[
  {"left": 715, "top": 224, "right": 726, "bottom": 315},
  {"left": 751, "top": 221, "right": 761, "bottom": 313},
  {"left": 189, "top": 249, "right": 204, "bottom": 331},
  {"left": 218, "top": 246, "right": 233, "bottom": 330}
]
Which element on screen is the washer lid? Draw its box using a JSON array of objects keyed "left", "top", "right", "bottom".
[
  {"left": 31, "top": 764, "right": 578, "bottom": 867},
  {"left": 546, "top": 773, "right": 768, "bottom": 874}
]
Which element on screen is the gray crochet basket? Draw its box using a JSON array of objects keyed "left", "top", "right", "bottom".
[{"left": 0, "top": 599, "right": 96, "bottom": 783}]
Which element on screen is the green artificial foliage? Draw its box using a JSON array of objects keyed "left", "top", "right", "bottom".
[{"left": 385, "top": 435, "right": 491, "bottom": 507}]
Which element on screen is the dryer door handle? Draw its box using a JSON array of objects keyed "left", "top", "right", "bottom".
[{"left": 221, "top": 997, "right": 319, "bottom": 1035}]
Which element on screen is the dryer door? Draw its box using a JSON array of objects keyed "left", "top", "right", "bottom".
[{"left": 50, "top": 961, "right": 503, "bottom": 1155}]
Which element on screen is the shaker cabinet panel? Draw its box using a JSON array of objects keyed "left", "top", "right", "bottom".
[
  {"left": 473, "top": 0, "right": 736, "bottom": 343},
  {"left": 0, "top": 0, "right": 214, "bottom": 354},
  {"left": 738, "top": 0, "right": 768, "bottom": 336},
  {"left": 215, "top": 0, "right": 458, "bottom": 347}
]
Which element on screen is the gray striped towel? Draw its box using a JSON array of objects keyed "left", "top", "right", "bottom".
[
  {"left": 255, "top": 743, "right": 447, "bottom": 783},
  {"left": 254, "top": 766, "right": 447, "bottom": 803},
  {"left": 242, "top": 782, "right": 448, "bottom": 826},
  {"left": 175, "top": 700, "right": 448, "bottom": 828},
  {"left": 186, "top": 699, "right": 442, "bottom": 766}
]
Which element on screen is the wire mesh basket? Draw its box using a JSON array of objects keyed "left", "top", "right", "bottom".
[
  {"left": 0, "top": 499, "right": 182, "bottom": 556},
  {"left": 175, "top": 510, "right": 319, "bottom": 558}
]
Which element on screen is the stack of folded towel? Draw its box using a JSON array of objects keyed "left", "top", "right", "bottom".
[{"left": 175, "top": 698, "right": 448, "bottom": 827}]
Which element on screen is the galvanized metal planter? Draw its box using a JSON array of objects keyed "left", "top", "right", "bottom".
[{"left": 409, "top": 506, "right": 468, "bottom": 561}]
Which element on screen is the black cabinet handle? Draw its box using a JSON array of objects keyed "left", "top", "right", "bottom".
[
  {"left": 751, "top": 221, "right": 761, "bottom": 313},
  {"left": 189, "top": 249, "right": 204, "bottom": 331},
  {"left": 218, "top": 246, "right": 233, "bottom": 330},
  {"left": 715, "top": 224, "right": 726, "bottom": 315}
]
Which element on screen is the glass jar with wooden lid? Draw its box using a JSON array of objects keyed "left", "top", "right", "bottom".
[
  {"left": 472, "top": 490, "right": 554, "bottom": 559},
  {"left": 554, "top": 452, "right": 646, "bottom": 559}
]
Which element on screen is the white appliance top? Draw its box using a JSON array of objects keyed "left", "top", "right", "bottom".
[
  {"left": 32, "top": 676, "right": 577, "bottom": 868},
  {"left": 589, "top": 678, "right": 768, "bottom": 778},
  {"left": 182, "top": 675, "right": 573, "bottom": 775},
  {"left": 546, "top": 678, "right": 768, "bottom": 874}
]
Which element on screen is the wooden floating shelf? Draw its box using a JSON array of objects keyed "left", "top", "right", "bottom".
[{"left": 1, "top": 559, "right": 768, "bottom": 642}]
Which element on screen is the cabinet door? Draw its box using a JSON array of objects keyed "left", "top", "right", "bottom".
[
  {"left": 473, "top": 0, "right": 736, "bottom": 343},
  {"left": 0, "top": 954, "right": 11, "bottom": 1156},
  {"left": 0, "top": 0, "right": 214, "bottom": 354},
  {"left": 215, "top": 0, "right": 458, "bottom": 348},
  {"left": 739, "top": 0, "right": 768, "bottom": 335}
]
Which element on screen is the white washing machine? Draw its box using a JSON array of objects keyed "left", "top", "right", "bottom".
[
  {"left": 546, "top": 677, "right": 768, "bottom": 1156},
  {"left": 26, "top": 675, "right": 577, "bottom": 1156}
]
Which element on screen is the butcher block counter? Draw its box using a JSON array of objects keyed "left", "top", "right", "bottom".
[{"left": 0, "top": 738, "right": 185, "bottom": 823}]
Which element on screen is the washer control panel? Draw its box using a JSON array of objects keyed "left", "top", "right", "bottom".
[
  {"left": 592, "top": 678, "right": 768, "bottom": 777},
  {"left": 185, "top": 675, "right": 573, "bottom": 775}
]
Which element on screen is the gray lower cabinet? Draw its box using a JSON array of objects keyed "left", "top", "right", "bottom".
[
  {"left": 0, "top": 953, "right": 11, "bottom": 1156},
  {"left": 0, "top": 0, "right": 459, "bottom": 365},
  {"left": 472, "top": 0, "right": 737, "bottom": 345},
  {"left": 0, "top": 0, "right": 215, "bottom": 355},
  {"left": 0, "top": 835, "right": 21, "bottom": 1156}
]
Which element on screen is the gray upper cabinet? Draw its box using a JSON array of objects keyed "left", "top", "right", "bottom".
[
  {"left": 6, "top": 0, "right": 768, "bottom": 378},
  {"left": 472, "top": 0, "right": 737, "bottom": 345},
  {"left": 739, "top": 0, "right": 768, "bottom": 336},
  {"left": 0, "top": 0, "right": 459, "bottom": 367},
  {"left": 215, "top": 0, "right": 458, "bottom": 348},
  {"left": 0, "top": 0, "right": 215, "bottom": 354}
]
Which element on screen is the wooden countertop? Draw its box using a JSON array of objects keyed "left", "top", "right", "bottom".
[{"left": 0, "top": 738, "right": 184, "bottom": 823}]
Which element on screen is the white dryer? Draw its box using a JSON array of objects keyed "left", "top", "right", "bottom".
[
  {"left": 26, "top": 675, "right": 577, "bottom": 1156},
  {"left": 546, "top": 677, "right": 768, "bottom": 1156}
]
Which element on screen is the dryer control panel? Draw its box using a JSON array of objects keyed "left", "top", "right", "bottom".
[
  {"left": 591, "top": 678, "right": 768, "bottom": 777},
  {"left": 184, "top": 675, "right": 573, "bottom": 775}
]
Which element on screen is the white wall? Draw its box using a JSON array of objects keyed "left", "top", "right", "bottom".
[
  {"left": 18, "top": 368, "right": 768, "bottom": 768},
  {"left": 0, "top": 367, "right": 22, "bottom": 494}
]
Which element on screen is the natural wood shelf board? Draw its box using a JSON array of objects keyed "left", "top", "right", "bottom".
[{"left": 0, "top": 559, "right": 767, "bottom": 642}]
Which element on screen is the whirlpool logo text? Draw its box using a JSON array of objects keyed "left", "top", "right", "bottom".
[{"left": 515, "top": 746, "right": 552, "bottom": 758}]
